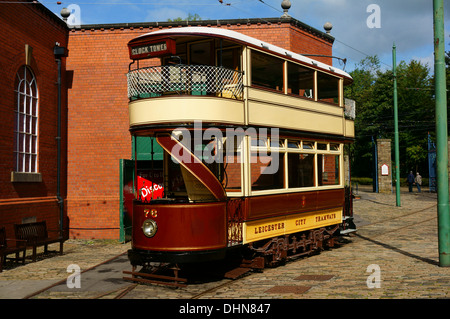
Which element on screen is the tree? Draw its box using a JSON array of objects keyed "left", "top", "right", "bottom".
[
  {"left": 167, "top": 13, "right": 202, "bottom": 22},
  {"left": 344, "top": 56, "right": 380, "bottom": 177},
  {"left": 406, "top": 145, "right": 426, "bottom": 173},
  {"left": 345, "top": 56, "right": 434, "bottom": 178}
]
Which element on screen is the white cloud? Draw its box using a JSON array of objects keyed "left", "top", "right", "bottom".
[{"left": 412, "top": 52, "right": 434, "bottom": 71}]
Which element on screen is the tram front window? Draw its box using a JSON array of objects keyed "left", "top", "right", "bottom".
[
  {"left": 190, "top": 41, "right": 213, "bottom": 65},
  {"left": 156, "top": 136, "right": 229, "bottom": 202},
  {"left": 219, "top": 47, "right": 241, "bottom": 71}
]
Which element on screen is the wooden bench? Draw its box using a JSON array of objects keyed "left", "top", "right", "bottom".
[
  {"left": 14, "top": 221, "right": 65, "bottom": 262},
  {"left": 0, "top": 227, "right": 27, "bottom": 272}
]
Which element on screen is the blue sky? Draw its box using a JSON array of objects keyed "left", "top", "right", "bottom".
[{"left": 41, "top": 0, "right": 450, "bottom": 73}]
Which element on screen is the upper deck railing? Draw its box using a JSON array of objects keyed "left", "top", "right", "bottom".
[{"left": 127, "top": 64, "right": 244, "bottom": 101}]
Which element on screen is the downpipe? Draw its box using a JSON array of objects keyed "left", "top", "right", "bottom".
[
  {"left": 56, "top": 56, "right": 64, "bottom": 236},
  {"left": 54, "top": 42, "right": 68, "bottom": 238}
]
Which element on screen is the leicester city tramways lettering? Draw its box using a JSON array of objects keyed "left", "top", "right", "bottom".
[
  {"left": 315, "top": 212, "right": 336, "bottom": 223},
  {"left": 245, "top": 209, "right": 342, "bottom": 243},
  {"left": 254, "top": 222, "right": 284, "bottom": 234},
  {"left": 252, "top": 212, "right": 339, "bottom": 235}
]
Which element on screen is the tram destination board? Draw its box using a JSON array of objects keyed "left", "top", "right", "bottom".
[{"left": 129, "top": 38, "right": 176, "bottom": 60}]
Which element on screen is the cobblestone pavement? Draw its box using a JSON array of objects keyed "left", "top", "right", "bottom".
[{"left": 1, "top": 186, "right": 450, "bottom": 299}]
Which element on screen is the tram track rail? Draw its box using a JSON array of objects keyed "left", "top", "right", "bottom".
[
  {"left": 360, "top": 215, "right": 438, "bottom": 239},
  {"left": 189, "top": 278, "right": 239, "bottom": 299},
  {"left": 352, "top": 200, "right": 437, "bottom": 239},
  {"left": 90, "top": 283, "right": 139, "bottom": 299},
  {"left": 355, "top": 202, "right": 437, "bottom": 229},
  {"left": 22, "top": 251, "right": 129, "bottom": 299},
  {"left": 88, "top": 270, "right": 250, "bottom": 299},
  {"left": 352, "top": 201, "right": 439, "bottom": 266},
  {"left": 22, "top": 255, "right": 253, "bottom": 299}
]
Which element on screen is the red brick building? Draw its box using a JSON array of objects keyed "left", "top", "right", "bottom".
[
  {"left": 0, "top": 1, "right": 69, "bottom": 239},
  {"left": 1, "top": 2, "right": 335, "bottom": 240}
]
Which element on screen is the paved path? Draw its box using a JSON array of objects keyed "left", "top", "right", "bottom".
[{"left": 1, "top": 186, "right": 449, "bottom": 300}]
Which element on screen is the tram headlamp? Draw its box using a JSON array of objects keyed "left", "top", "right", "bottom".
[{"left": 142, "top": 219, "right": 158, "bottom": 238}]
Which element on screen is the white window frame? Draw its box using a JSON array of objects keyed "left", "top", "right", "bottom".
[
  {"left": 249, "top": 138, "right": 343, "bottom": 196},
  {"left": 14, "top": 66, "right": 38, "bottom": 174}
]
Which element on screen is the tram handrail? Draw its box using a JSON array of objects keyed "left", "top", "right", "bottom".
[{"left": 127, "top": 64, "right": 244, "bottom": 100}]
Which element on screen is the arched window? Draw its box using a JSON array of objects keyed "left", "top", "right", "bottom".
[{"left": 14, "top": 66, "right": 38, "bottom": 173}]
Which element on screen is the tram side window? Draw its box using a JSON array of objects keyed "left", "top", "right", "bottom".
[
  {"left": 223, "top": 136, "right": 242, "bottom": 192},
  {"left": 251, "top": 50, "right": 284, "bottom": 92},
  {"left": 287, "top": 62, "right": 314, "bottom": 99},
  {"left": 317, "top": 72, "right": 340, "bottom": 104},
  {"left": 288, "top": 153, "right": 315, "bottom": 188},
  {"left": 251, "top": 151, "right": 284, "bottom": 190},
  {"left": 317, "top": 154, "right": 340, "bottom": 186}
]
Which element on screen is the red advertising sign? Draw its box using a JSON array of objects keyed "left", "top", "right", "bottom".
[{"left": 137, "top": 170, "right": 164, "bottom": 201}]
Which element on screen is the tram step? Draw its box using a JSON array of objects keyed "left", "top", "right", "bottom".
[{"left": 224, "top": 267, "right": 252, "bottom": 279}]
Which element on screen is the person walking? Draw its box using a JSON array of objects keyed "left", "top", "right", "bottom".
[
  {"left": 407, "top": 171, "right": 415, "bottom": 192},
  {"left": 415, "top": 172, "right": 422, "bottom": 193}
]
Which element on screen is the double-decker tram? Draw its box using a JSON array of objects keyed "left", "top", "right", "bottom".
[{"left": 124, "top": 27, "right": 356, "bottom": 285}]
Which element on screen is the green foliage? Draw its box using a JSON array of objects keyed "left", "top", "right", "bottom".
[
  {"left": 346, "top": 55, "right": 437, "bottom": 178},
  {"left": 351, "top": 177, "right": 373, "bottom": 185},
  {"left": 406, "top": 145, "right": 426, "bottom": 172},
  {"left": 167, "top": 13, "right": 202, "bottom": 22}
]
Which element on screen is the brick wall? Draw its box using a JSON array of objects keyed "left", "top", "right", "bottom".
[
  {"left": 66, "top": 19, "right": 334, "bottom": 239},
  {"left": 66, "top": 28, "right": 136, "bottom": 239},
  {"left": 0, "top": 1, "right": 68, "bottom": 238}
]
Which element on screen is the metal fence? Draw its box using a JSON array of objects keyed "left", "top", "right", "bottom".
[{"left": 127, "top": 64, "right": 244, "bottom": 100}]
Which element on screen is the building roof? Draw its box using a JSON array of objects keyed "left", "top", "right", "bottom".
[{"left": 71, "top": 17, "right": 335, "bottom": 44}]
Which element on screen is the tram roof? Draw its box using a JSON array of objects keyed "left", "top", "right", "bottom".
[{"left": 129, "top": 26, "right": 352, "bottom": 82}]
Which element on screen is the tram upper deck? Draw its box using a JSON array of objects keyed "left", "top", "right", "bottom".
[{"left": 127, "top": 27, "right": 354, "bottom": 139}]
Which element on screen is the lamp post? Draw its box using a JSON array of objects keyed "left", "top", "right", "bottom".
[
  {"left": 392, "top": 44, "right": 401, "bottom": 207},
  {"left": 433, "top": 0, "right": 450, "bottom": 267}
]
